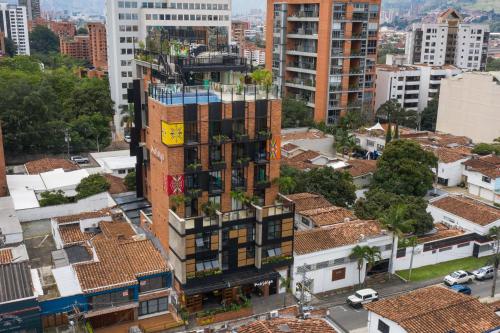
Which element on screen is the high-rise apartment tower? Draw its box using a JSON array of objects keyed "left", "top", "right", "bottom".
[
  {"left": 0, "top": 3, "right": 30, "bottom": 55},
  {"left": 266, "top": 0, "right": 381, "bottom": 124}
]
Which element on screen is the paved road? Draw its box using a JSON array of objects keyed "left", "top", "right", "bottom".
[{"left": 326, "top": 275, "right": 500, "bottom": 333}]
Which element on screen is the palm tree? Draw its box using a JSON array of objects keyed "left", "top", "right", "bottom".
[
  {"left": 489, "top": 226, "right": 500, "bottom": 297},
  {"left": 400, "top": 236, "right": 418, "bottom": 282},
  {"left": 273, "top": 176, "right": 296, "bottom": 195},
  {"left": 334, "top": 129, "right": 358, "bottom": 160},
  {"left": 121, "top": 103, "right": 134, "bottom": 135},
  {"left": 279, "top": 275, "right": 292, "bottom": 308},
  {"left": 379, "top": 204, "right": 415, "bottom": 278},
  {"left": 364, "top": 246, "right": 382, "bottom": 282},
  {"left": 250, "top": 69, "right": 273, "bottom": 89},
  {"left": 350, "top": 245, "right": 367, "bottom": 287}
]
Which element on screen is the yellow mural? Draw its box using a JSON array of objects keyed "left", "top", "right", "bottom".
[{"left": 161, "top": 121, "right": 184, "bottom": 146}]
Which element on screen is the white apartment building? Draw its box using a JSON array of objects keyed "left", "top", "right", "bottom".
[
  {"left": 243, "top": 47, "right": 265, "bottom": 66},
  {"left": 0, "top": 3, "right": 30, "bottom": 55},
  {"left": 105, "top": 0, "right": 232, "bottom": 136},
  {"left": 375, "top": 64, "right": 461, "bottom": 112},
  {"left": 405, "top": 8, "right": 489, "bottom": 71},
  {"left": 436, "top": 72, "right": 500, "bottom": 144}
]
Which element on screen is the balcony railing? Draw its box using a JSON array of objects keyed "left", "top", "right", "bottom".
[
  {"left": 288, "top": 46, "right": 317, "bottom": 53},
  {"left": 221, "top": 208, "right": 255, "bottom": 223},
  {"left": 288, "top": 11, "right": 319, "bottom": 18},
  {"left": 290, "top": 28, "right": 318, "bottom": 35},
  {"left": 287, "top": 62, "right": 316, "bottom": 70},
  {"left": 285, "top": 78, "right": 316, "bottom": 87},
  {"left": 149, "top": 82, "right": 280, "bottom": 105}
]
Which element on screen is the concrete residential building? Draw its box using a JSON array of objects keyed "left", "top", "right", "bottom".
[
  {"left": 375, "top": 64, "right": 461, "bottom": 112},
  {"left": 105, "top": 0, "right": 232, "bottom": 136},
  {"left": 87, "top": 22, "right": 108, "bottom": 69},
  {"left": 293, "top": 219, "right": 393, "bottom": 294},
  {"left": 405, "top": 8, "right": 489, "bottom": 71},
  {"left": 365, "top": 286, "right": 500, "bottom": 333},
  {"left": 436, "top": 72, "right": 500, "bottom": 143},
  {"left": 60, "top": 35, "right": 90, "bottom": 61},
  {"left": 0, "top": 3, "right": 30, "bottom": 55},
  {"left": 129, "top": 49, "right": 293, "bottom": 313},
  {"left": 232, "top": 20, "right": 250, "bottom": 43},
  {"left": 30, "top": 18, "right": 76, "bottom": 40},
  {"left": 266, "top": 0, "right": 381, "bottom": 124},
  {"left": 18, "top": 0, "right": 40, "bottom": 20},
  {"left": 462, "top": 155, "right": 500, "bottom": 204}
]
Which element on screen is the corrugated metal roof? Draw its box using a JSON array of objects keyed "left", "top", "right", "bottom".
[{"left": 0, "top": 262, "right": 34, "bottom": 303}]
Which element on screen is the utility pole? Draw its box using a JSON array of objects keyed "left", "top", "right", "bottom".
[
  {"left": 64, "top": 129, "right": 71, "bottom": 158},
  {"left": 298, "top": 263, "right": 311, "bottom": 318}
]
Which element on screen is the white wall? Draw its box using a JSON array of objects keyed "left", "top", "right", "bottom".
[
  {"left": 16, "top": 192, "right": 115, "bottom": 222},
  {"left": 368, "top": 311, "right": 407, "bottom": 333},
  {"left": 292, "top": 235, "right": 393, "bottom": 294},
  {"left": 355, "top": 133, "right": 385, "bottom": 153},
  {"left": 393, "top": 241, "right": 475, "bottom": 271},
  {"left": 436, "top": 158, "right": 468, "bottom": 187}
]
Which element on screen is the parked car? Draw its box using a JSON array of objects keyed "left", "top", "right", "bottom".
[
  {"left": 70, "top": 155, "right": 89, "bottom": 164},
  {"left": 472, "top": 266, "right": 495, "bottom": 281},
  {"left": 124, "top": 134, "right": 131, "bottom": 143},
  {"left": 450, "top": 284, "right": 472, "bottom": 295},
  {"left": 443, "top": 270, "right": 474, "bottom": 286},
  {"left": 347, "top": 288, "right": 378, "bottom": 308}
]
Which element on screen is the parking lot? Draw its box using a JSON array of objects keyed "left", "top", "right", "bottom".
[{"left": 327, "top": 275, "right": 500, "bottom": 333}]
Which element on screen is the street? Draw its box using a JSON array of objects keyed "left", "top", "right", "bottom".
[{"left": 326, "top": 276, "right": 500, "bottom": 333}]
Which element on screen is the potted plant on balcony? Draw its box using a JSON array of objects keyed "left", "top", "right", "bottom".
[
  {"left": 201, "top": 201, "right": 220, "bottom": 217},
  {"left": 234, "top": 131, "right": 249, "bottom": 142},
  {"left": 234, "top": 156, "right": 250, "bottom": 167},
  {"left": 186, "top": 188, "right": 202, "bottom": 199},
  {"left": 170, "top": 195, "right": 185, "bottom": 213},
  {"left": 211, "top": 160, "right": 226, "bottom": 170},
  {"left": 186, "top": 161, "right": 202, "bottom": 172},
  {"left": 257, "top": 129, "right": 271, "bottom": 140},
  {"left": 212, "top": 134, "right": 230, "bottom": 145}
]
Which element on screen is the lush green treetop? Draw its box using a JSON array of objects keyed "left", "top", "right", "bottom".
[
  {"left": 29, "top": 26, "right": 60, "bottom": 54},
  {"left": 372, "top": 139, "right": 437, "bottom": 197}
]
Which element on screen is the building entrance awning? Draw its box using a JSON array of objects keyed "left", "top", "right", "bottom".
[{"left": 182, "top": 268, "right": 280, "bottom": 296}]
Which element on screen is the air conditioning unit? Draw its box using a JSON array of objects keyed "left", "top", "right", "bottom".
[{"left": 269, "top": 310, "right": 279, "bottom": 319}]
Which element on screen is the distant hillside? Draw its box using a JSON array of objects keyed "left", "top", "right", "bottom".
[{"left": 383, "top": 0, "right": 500, "bottom": 13}]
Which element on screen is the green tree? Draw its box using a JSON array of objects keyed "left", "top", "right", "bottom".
[
  {"left": 350, "top": 245, "right": 381, "bottom": 286},
  {"left": 76, "top": 174, "right": 110, "bottom": 199},
  {"left": 379, "top": 204, "right": 415, "bottom": 277},
  {"left": 281, "top": 97, "right": 313, "bottom": 128},
  {"left": 372, "top": 140, "right": 437, "bottom": 197},
  {"left": 334, "top": 128, "right": 358, "bottom": 160},
  {"left": 297, "top": 168, "right": 356, "bottom": 207},
  {"left": 250, "top": 68, "right": 272, "bottom": 88},
  {"left": 39, "top": 190, "right": 71, "bottom": 206},
  {"left": 472, "top": 143, "right": 500, "bottom": 156},
  {"left": 354, "top": 189, "right": 433, "bottom": 235},
  {"left": 124, "top": 171, "right": 136, "bottom": 191},
  {"left": 279, "top": 275, "right": 292, "bottom": 307},
  {"left": 121, "top": 104, "right": 135, "bottom": 134},
  {"left": 399, "top": 236, "right": 418, "bottom": 282},
  {"left": 4, "top": 37, "right": 17, "bottom": 57},
  {"left": 30, "top": 26, "right": 60, "bottom": 54},
  {"left": 377, "top": 99, "right": 417, "bottom": 136},
  {"left": 486, "top": 57, "right": 500, "bottom": 71},
  {"left": 77, "top": 27, "right": 88, "bottom": 35},
  {"left": 420, "top": 97, "right": 438, "bottom": 131},
  {"left": 274, "top": 176, "right": 296, "bottom": 195}
]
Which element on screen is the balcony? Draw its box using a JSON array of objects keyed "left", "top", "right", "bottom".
[
  {"left": 185, "top": 188, "right": 202, "bottom": 199},
  {"left": 254, "top": 178, "right": 271, "bottom": 190},
  {"left": 254, "top": 151, "right": 268, "bottom": 164},
  {"left": 209, "top": 179, "right": 224, "bottom": 194},
  {"left": 351, "top": 32, "right": 368, "bottom": 39},
  {"left": 211, "top": 134, "right": 231, "bottom": 145},
  {"left": 285, "top": 78, "right": 316, "bottom": 91},
  {"left": 287, "top": 11, "right": 319, "bottom": 21},
  {"left": 185, "top": 161, "right": 202, "bottom": 173},
  {"left": 255, "top": 129, "right": 271, "bottom": 141},
  {"left": 286, "top": 47, "right": 317, "bottom": 57},
  {"left": 232, "top": 157, "right": 251, "bottom": 168},
  {"left": 221, "top": 208, "right": 255, "bottom": 223},
  {"left": 210, "top": 160, "right": 227, "bottom": 171},
  {"left": 286, "top": 62, "right": 316, "bottom": 74},
  {"left": 288, "top": 28, "right": 318, "bottom": 40},
  {"left": 231, "top": 178, "right": 247, "bottom": 190},
  {"left": 148, "top": 82, "right": 280, "bottom": 106},
  {"left": 233, "top": 132, "right": 249, "bottom": 142}
]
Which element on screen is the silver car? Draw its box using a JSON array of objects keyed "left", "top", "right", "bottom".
[{"left": 472, "top": 266, "right": 495, "bottom": 281}]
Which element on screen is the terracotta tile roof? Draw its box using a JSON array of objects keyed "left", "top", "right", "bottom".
[
  {"left": 74, "top": 225, "right": 168, "bottom": 293},
  {"left": 59, "top": 225, "right": 95, "bottom": 246},
  {"left": 423, "top": 146, "right": 471, "bottom": 163},
  {"left": 412, "top": 133, "right": 472, "bottom": 149},
  {"left": 100, "top": 220, "right": 136, "bottom": 240},
  {"left": 25, "top": 158, "right": 79, "bottom": 174},
  {"left": 365, "top": 286, "right": 500, "bottom": 333},
  {"left": 282, "top": 150, "right": 322, "bottom": 171},
  {"left": 463, "top": 155, "right": 500, "bottom": 179},
  {"left": 344, "top": 159, "right": 377, "bottom": 178},
  {"left": 0, "top": 248, "right": 13, "bottom": 264},
  {"left": 282, "top": 143, "right": 299, "bottom": 152},
  {"left": 104, "top": 174, "right": 128, "bottom": 194},
  {"left": 54, "top": 208, "right": 114, "bottom": 225},
  {"left": 281, "top": 129, "right": 326, "bottom": 141},
  {"left": 237, "top": 317, "right": 339, "bottom": 333},
  {"left": 285, "top": 193, "right": 333, "bottom": 213},
  {"left": 416, "top": 223, "right": 466, "bottom": 244},
  {"left": 301, "top": 206, "right": 356, "bottom": 227},
  {"left": 430, "top": 195, "right": 500, "bottom": 226},
  {"left": 294, "top": 220, "right": 384, "bottom": 255}
]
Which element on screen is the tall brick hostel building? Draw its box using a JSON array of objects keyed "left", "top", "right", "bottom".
[{"left": 129, "top": 48, "right": 295, "bottom": 312}]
